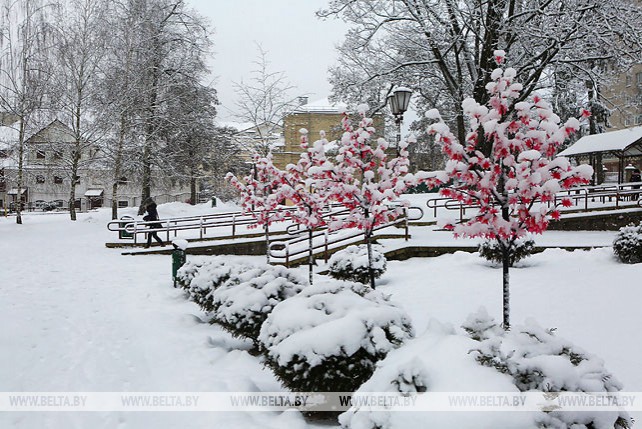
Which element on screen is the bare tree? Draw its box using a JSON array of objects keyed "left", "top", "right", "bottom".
[
  {"left": 51, "top": 0, "right": 111, "bottom": 220},
  {"left": 233, "top": 45, "right": 300, "bottom": 156},
  {"left": 0, "top": 0, "right": 55, "bottom": 224},
  {"left": 320, "top": 0, "right": 642, "bottom": 151}
]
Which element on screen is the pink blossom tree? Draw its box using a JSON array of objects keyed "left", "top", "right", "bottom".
[
  {"left": 279, "top": 129, "right": 336, "bottom": 285},
  {"left": 329, "top": 106, "right": 424, "bottom": 289},
  {"left": 427, "top": 51, "right": 593, "bottom": 329},
  {"left": 226, "top": 153, "right": 289, "bottom": 262}
]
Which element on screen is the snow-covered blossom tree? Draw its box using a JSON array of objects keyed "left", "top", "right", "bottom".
[
  {"left": 280, "top": 129, "right": 334, "bottom": 285},
  {"left": 427, "top": 52, "right": 593, "bottom": 329},
  {"left": 226, "top": 153, "right": 289, "bottom": 263},
  {"left": 330, "top": 105, "right": 423, "bottom": 289}
]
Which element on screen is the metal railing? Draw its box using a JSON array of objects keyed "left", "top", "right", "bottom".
[
  {"left": 426, "top": 183, "right": 642, "bottom": 222},
  {"left": 106, "top": 204, "right": 352, "bottom": 245},
  {"left": 268, "top": 206, "right": 424, "bottom": 267}
]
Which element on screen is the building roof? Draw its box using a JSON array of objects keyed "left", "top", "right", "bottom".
[
  {"left": 293, "top": 98, "right": 347, "bottom": 114},
  {"left": 558, "top": 126, "right": 642, "bottom": 157}
]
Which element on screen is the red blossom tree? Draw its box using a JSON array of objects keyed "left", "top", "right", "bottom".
[
  {"left": 329, "top": 105, "right": 421, "bottom": 289},
  {"left": 226, "top": 153, "right": 289, "bottom": 262},
  {"left": 280, "top": 129, "right": 335, "bottom": 284},
  {"left": 427, "top": 51, "right": 593, "bottom": 329}
]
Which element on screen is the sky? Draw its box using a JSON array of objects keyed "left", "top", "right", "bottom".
[{"left": 187, "top": 0, "right": 349, "bottom": 122}]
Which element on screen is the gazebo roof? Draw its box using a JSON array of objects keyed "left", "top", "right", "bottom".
[{"left": 558, "top": 126, "right": 642, "bottom": 157}]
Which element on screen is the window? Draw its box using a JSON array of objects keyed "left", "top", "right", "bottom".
[
  {"left": 54, "top": 176, "right": 63, "bottom": 184},
  {"left": 117, "top": 176, "right": 128, "bottom": 185},
  {"left": 626, "top": 75, "right": 632, "bottom": 86},
  {"left": 73, "top": 175, "right": 80, "bottom": 185},
  {"left": 53, "top": 150, "right": 63, "bottom": 160},
  {"left": 0, "top": 149, "right": 7, "bottom": 158},
  {"left": 118, "top": 200, "right": 129, "bottom": 208},
  {"left": 36, "top": 150, "right": 46, "bottom": 159},
  {"left": 636, "top": 115, "right": 642, "bottom": 126},
  {"left": 637, "top": 72, "right": 642, "bottom": 85},
  {"left": 36, "top": 175, "right": 45, "bottom": 184},
  {"left": 624, "top": 117, "right": 632, "bottom": 126}
]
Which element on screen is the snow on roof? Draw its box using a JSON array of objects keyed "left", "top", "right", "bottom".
[
  {"left": 216, "top": 121, "right": 257, "bottom": 132},
  {"left": 558, "top": 126, "right": 642, "bottom": 157},
  {"left": 294, "top": 98, "right": 347, "bottom": 114},
  {"left": 84, "top": 189, "right": 104, "bottom": 197}
]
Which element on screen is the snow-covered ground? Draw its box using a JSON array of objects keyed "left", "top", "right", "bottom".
[{"left": 1, "top": 202, "right": 640, "bottom": 428}]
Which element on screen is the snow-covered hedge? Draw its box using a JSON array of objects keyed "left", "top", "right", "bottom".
[
  {"left": 467, "top": 309, "right": 632, "bottom": 429},
  {"left": 176, "top": 258, "right": 248, "bottom": 312},
  {"left": 210, "top": 265, "right": 307, "bottom": 342},
  {"left": 613, "top": 223, "right": 642, "bottom": 264},
  {"left": 478, "top": 236, "right": 534, "bottom": 267},
  {"left": 339, "top": 320, "right": 531, "bottom": 429},
  {"left": 327, "top": 245, "right": 387, "bottom": 284},
  {"left": 259, "top": 281, "right": 413, "bottom": 392},
  {"left": 340, "top": 314, "right": 632, "bottom": 429}
]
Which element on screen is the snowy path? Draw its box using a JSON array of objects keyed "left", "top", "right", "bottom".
[{"left": 0, "top": 212, "right": 307, "bottom": 429}]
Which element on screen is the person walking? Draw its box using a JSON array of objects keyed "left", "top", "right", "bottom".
[
  {"left": 631, "top": 168, "right": 641, "bottom": 200},
  {"left": 143, "top": 200, "right": 165, "bottom": 248}
]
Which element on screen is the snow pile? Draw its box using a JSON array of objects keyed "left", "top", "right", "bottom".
[
  {"left": 259, "top": 280, "right": 413, "bottom": 392},
  {"left": 327, "top": 245, "right": 387, "bottom": 284},
  {"left": 211, "top": 265, "right": 307, "bottom": 342},
  {"left": 613, "top": 222, "right": 642, "bottom": 264},
  {"left": 478, "top": 236, "right": 535, "bottom": 267},
  {"left": 339, "top": 320, "right": 531, "bottom": 429},
  {"left": 467, "top": 310, "right": 632, "bottom": 428}
]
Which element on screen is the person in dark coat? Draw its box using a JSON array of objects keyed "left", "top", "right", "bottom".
[
  {"left": 143, "top": 201, "right": 165, "bottom": 248},
  {"left": 631, "top": 168, "right": 641, "bottom": 200}
]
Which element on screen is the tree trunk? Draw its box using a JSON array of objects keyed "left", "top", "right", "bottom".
[
  {"left": 365, "top": 230, "right": 375, "bottom": 289},
  {"left": 308, "top": 228, "right": 314, "bottom": 285},
  {"left": 69, "top": 149, "right": 80, "bottom": 221},
  {"left": 502, "top": 243, "right": 510, "bottom": 330},
  {"left": 15, "top": 117, "right": 25, "bottom": 225},
  {"left": 112, "top": 115, "right": 126, "bottom": 220},
  {"left": 190, "top": 176, "right": 196, "bottom": 205},
  {"left": 264, "top": 223, "right": 270, "bottom": 264}
]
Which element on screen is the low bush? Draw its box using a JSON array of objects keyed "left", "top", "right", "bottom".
[
  {"left": 327, "top": 245, "right": 387, "bottom": 284},
  {"left": 210, "top": 265, "right": 307, "bottom": 342},
  {"left": 613, "top": 223, "right": 642, "bottom": 264},
  {"left": 478, "top": 236, "right": 534, "bottom": 267},
  {"left": 258, "top": 281, "right": 413, "bottom": 392}
]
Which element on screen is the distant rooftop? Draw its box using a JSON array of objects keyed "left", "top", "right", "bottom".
[
  {"left": 558, "top": 125, "right": 642, "bottom": 157},
  {"left": 293, "top": 97, "right": 347, "bottom": 114}
]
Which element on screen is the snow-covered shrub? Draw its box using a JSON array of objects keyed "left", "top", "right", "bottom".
[
  {"left": 613, "top": 223, "right": 642, "bottom": 264},
  {"left": 175, "top": 259, "right": 202, "bottom": 290},
  {"left": 327, "top": 245, "right": 387, "bottom": 284},
  {"left": 467, "top": 311, "right": 632, "bottom": 429},
  {"left": 210, "top": 265, "right": 307, "bottom": 342},
  {"left": 339, "top": 320, "right": 531, "bottom": 429},
  {"left": 259, "top": 280, "right": 413, "bottom": 392},
  {"left": 176, "top": 257, "right": 250, "bottom": 312},
  {"left": 478, "top": 236, "right": 534, "bottom": 267}
]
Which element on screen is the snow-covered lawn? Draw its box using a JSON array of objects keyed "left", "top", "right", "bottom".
[{"left": 1, "top": 203, "right": 640, "bottom": 427}]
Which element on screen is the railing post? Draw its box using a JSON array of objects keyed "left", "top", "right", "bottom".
[
  {"left": 232, "top": 215, "right": 236, "bottom": 239},
  {"left": 285, "top": 245, "right": 290, "bottom": 268},
  {"left": 166, "top": 220, "right": 170, "bottom": 242},
  {"left": 133, "top": 221, "right": 138, "bottom": 245},
  {"left": 174, "top": 221, "right": 177, "bottom": 237},
  {"left": 404, "top": 208, "right": 409, "bottom": 241},
  {"left": 324, "top": 230, "right": 329, "bottom": 262},
  {"left": 199, "top": 216, "right": 204, "bottom": 240}
]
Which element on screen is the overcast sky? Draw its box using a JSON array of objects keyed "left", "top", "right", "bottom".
[{"left": 186, "top": 0, "right": 349, "bottom": 122}]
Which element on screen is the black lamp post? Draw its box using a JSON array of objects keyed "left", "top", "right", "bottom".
[{"left": 387, "top": 87, "right": 412, "bottom": 151}]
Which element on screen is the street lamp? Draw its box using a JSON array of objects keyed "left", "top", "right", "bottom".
[{"left": 387, "top": 87, "right": 412, "bottom": 151}]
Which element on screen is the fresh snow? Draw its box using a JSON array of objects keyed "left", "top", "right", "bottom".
[{"left": 1, "top": 202, "right": 641, "bottom": 427}]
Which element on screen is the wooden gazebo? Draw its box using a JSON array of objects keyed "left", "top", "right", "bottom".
[{"left": 558, "top": 126, "right": 642, "bottom": 183}]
